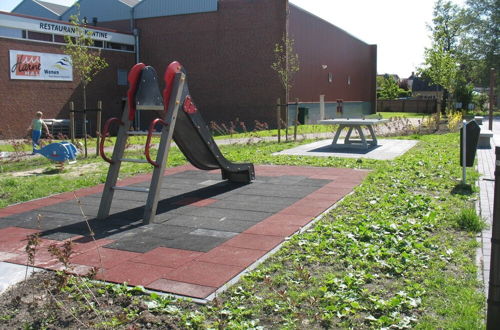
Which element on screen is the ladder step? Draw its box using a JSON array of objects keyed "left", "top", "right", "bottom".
[
  {"left": 136, "top": 105, "right": 164, "bottom": 111},
  {"left": 127, "top": 131, "right": 161, "bottom": 136},
  {"left": 121, "top": 158, "right": 149, "bottom": 163},
  {"left": 113, "top": 186, "right": 149, "bottom": 193}
]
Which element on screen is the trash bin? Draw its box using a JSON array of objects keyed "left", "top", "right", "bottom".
[
  {"left": 298, "top": 107, "right": 309, "bottom": 125},
  {"left": 460, "top": 120, "right": 480, "bottom": 167}
]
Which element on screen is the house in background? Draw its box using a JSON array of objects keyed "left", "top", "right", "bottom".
[
  {"left": 11, "top": 0, "right": 70, "bottom": 20},
  {"left": 2, "top": 0, "right": 377, "bottom": 137},
  {"left": 407, "top": 72, "right": 443, "bottom": 100}
]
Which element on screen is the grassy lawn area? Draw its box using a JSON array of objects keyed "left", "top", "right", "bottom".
[
  {"left": 0, "top": 132, "right": 485, "bottom": 328},
  {"left": 377, "top": 112, "right": 432, "bottom": 119}
]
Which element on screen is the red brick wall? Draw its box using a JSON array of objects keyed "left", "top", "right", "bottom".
[
  {"left": 0, "top": 38, "right": 134, "bottom": 138},
  {"left": 289, "top": 5, "right": 377, "bottom": 112},
  {"left": 134, "top": 0, "right": 287, "bottom": 128}
]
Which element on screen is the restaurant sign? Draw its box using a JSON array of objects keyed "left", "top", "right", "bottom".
[{"left": 9, "top": 50, "right": 73, "bottom": 81}]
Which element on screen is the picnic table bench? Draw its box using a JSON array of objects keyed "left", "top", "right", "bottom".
[{"left": 319, "top": 118, "right": 389, "bottom": 149}]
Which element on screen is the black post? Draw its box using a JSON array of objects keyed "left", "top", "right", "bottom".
[
  {"left": 489, "top": 68, "right": 496, "bottom": 131},
  {"left": 487, "top": 146, "right": 500, "bottom": 328}
]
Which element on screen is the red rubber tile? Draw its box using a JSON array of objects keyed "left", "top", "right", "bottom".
[
  {"left": 97, "top": 261, "right": 174, "bottom": 286},
  {"left": 263, "top": 214, "right": 313, "bottom": 227},
  {"left": 279, "top": 205, "right": 326, "bottom": 217},
  {"left": 244, "top": 222, "right": 301, "bottom": 237},
  {"left": 291, "top": 199, "right": 334, "bottom": 210},
  {"left": 0, "top": 227, "right": 40, "bottom": 240},
  {"left": 70, "top": 247, "right": 141, "bottom": 270},
  {"left": 302, "top": 192, "right": 343, "bottom": 202},
  {"left": 148, "top": 279, "right": 216, "bottom": 299},
  {"left": 165, "top": 261, "right": 243, "bottom": 288},
  {"left": 315, "top": 186, "right": 355, "bottom": 195},
  {"left": 196, "top": 245, "right": 267, "bottom": 267},
  {"left": 70, "top": 238, "right": 116, "bottom": 255},
  {"left": 223, "top": 233, "right": 284, "bottom": 251},
  {"left": 132, "top": 247, "right": 203, "bottom": 269}
]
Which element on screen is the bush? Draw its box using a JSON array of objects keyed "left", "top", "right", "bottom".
[{"left": 454, "top": 208, "right": 486, "bottom": 233}]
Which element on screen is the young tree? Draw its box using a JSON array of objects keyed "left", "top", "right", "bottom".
[
  {"left": 63, "top": 7, "right": 108, "bottom": 157},
  {"left": 419, "top": 0, "right": 464, "bottom": 112},
  {"left": 377, "top": 76, "right": 410, "bottom": 99},
  {"left": 462, "top": 0, "right": 499, "bottom": 87},
  {"left": 271, "top": 35, "right": 300, "bottom": 104}
]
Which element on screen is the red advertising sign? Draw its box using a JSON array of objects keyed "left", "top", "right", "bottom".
[{"left": 14, "top": 54, "right": 41, "bottom": 76}]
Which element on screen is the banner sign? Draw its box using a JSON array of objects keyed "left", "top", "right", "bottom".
[{"left": 9, "top": 50, "right": 73, "bottom": 81}]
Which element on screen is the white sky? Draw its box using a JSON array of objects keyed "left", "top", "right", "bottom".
[{"left": 0, "top": 0, "right": 465, "bottom": 79}]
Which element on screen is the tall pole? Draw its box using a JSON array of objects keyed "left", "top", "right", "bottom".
[
  {"left": 69, "top": 102, "right": 75, "bottom": 143},
  {"left": 462, "top": 120, "right": 466, "bottom": 184},
  {"left": 276, "top": 98, "right": 281, "bottom": 143},
  {"left": 96, "top": 100, "right": 102, "bottom": 157},
  {"left": 487, "top": 146, "right": 500, "bottom": 328},
  {"left": 489, "top": 68, "right": 496, "bottom": 131}
]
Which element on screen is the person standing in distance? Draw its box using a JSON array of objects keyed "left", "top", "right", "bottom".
[{"left": 27, "top": 111, "right": 50, "bottom": 154}]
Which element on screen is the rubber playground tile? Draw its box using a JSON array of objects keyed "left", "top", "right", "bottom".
[
  {"left": 164, "top": 261, "right": 244, "bottom": 288},
  {"left": 222, "top": 233, "right": 284, "bottom": 251},
  {"left": 0, "top": 164, "right": 369, "bottom": 300},
  {"left": 185, "top": 207, "right": 271, "bottom": 223},
  {"left": 263, "top": 213, "right": 314, "bottom": 227},
  {"left": 244, "top": 222, "right": 302, "bottom": 238},
  {"left": 147, "top": 279, "right": 216, "bottom": 299},
  {"left": 96, "top": 261, "right": 174, "bottom": 287},
  {"left": 159, "top": 233, "right": 232, "bottom": 253},
  {"left": 131, "top": 247, "right": 203, "bottom": 269},
  {"left": 279, "top": 205, "right": 329, "bottom": 217},
  {"left": 209, "top": 200, "right": 286, "bottom": 213},
  {"left": 165, "top": 215, "right": 255, "bottom": 233},
  {"left": 172, "top": 197, "right": 218, "bottom": 207},
  {"left": 196, "top": 245, "right": 267, "bottom": 268},
  {"left": 70, "top": 247, "right": 141, "bottom": 269}
]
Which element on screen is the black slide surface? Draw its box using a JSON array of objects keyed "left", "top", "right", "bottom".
[{"left": 172, "top": 68, "right": 255, "bottom": 183}]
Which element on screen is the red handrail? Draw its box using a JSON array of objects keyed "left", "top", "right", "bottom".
[
  {"left": 145, "top": 118, "right": 168, "bottom": 167},
  {"left": 100, "top": 117, "right": 123, "bottom": 164},
  {"left": 127, "top": 63, "right": 146, "bottom": 121},
  {"left": 163, "top": 61, "right": 182, "bottom": 114}
]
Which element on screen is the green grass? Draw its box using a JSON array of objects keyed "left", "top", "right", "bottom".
[{"left": 0, "top": 132, "right": 485, "bottom": 328}]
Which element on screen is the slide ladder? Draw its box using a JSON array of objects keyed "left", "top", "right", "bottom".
[{"left": 98, "top": 61, "right": 254, "bottom": 224}]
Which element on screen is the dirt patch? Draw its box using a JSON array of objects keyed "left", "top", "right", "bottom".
[
  {"left": 5, "top": 163, "right": 102, "bottom": 178},
  {"left": 0, "top": 271, "right": 186, "bottom": 329}
]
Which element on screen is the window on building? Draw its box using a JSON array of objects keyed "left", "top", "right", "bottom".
[
  {"left": 106, "top": 42, "right": 134, "bottom": 52},
  {"left": 0, "top": 26, "right": 23, "bottom": 39},
  {"left": 54, "top": 35, "right": 66, "bottom": 43},
  {"left": 117, "top": 69, "right": 128, "bottom": 86},
  {"left": 27, "top": 31, "right": 52, "bottom": 42}
]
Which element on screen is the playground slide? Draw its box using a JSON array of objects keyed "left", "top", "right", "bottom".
[
  {"left": 168, "top": 64, "right": 255, "bottom": 183},
  {"left": 128, "top": 61, "right": 254, "bottom": 183}
]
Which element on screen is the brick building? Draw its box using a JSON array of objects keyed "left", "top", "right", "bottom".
[{"left": 1, "top": 0, "right": 377, "bottom": 138}]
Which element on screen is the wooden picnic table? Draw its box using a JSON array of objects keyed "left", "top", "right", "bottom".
[{"left": 319, "top": 118, "right": 389, "bottom": 149}]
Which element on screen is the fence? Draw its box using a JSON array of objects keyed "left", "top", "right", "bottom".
[{"left": 377, "top": 99, "right": 437, "bottom": 114}]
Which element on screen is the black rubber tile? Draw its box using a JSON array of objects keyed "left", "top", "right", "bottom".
[
  {"left": 145, "top": 224, "right": 195, "bottom": 240},
  {"left": 209, "top": 200, "right": 286, "bottom": 213},
  {"left": 40, "top": 231, "right": 80, "bottom": 241},
  {"left": 164, "top": 215, "right": 256, "bottom": 233},
  {"left": 256, "top": 175, "right": 309, "bottom": 185},
  {"left": 237, "top": 186, "right": 318, "bottom": 198},
  {"left": 104, "top": 235, "right": 172, "bottom": 253},
  {"left": 295, "top": 178, "right": 331, "bottom": 187},
  {"left": 218, "top": 194, "right": 299, "bottom": 206},
  {"left": 185, "top": 207, "right": 271, "bottom": 222},
  {"left": 160, "top": 234, "right": 230, "bottom": 252}
]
